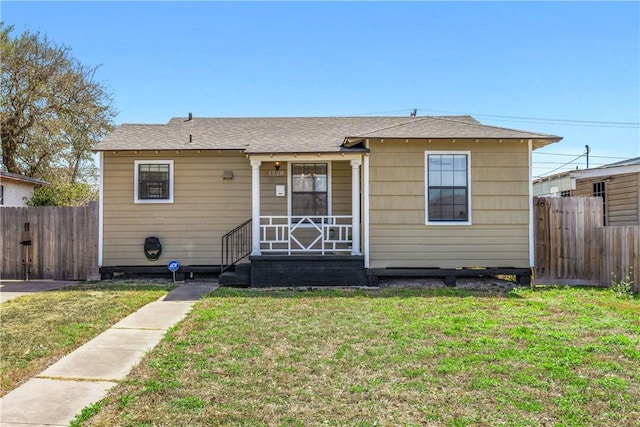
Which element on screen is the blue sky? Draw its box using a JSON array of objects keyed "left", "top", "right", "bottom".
[{"left": 3, "top": 1, "right": 639, "bottom": 178}]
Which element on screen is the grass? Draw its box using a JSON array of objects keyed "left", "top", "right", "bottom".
[
  {"left": 77, "top": 287, "right": 639, "bottom": 426},
  {"left": 0, "top": 284, "right": 170, "bottom": 396}
]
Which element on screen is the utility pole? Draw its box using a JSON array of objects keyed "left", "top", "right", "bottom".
[{"left": 585, "top": 145, "right": 590, "bottom": 169}]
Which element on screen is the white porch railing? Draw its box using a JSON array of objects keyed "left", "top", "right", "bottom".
[{"left": 260, "top": 215, "right": 353, "bottom": 255}]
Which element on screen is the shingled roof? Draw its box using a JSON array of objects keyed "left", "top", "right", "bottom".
[
  {"left": 94, "top": 115, "right": 562, "bottom": 153},
  {"left": 0, "top": 171, "right": 49, "bottom": 186}
]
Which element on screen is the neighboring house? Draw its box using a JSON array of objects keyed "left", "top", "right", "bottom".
[
  {"left": 533, "top": 157, "right": 640, "bottom": 226},
  {"left": 0, "top": 171, "right": 49, "bottom": 207},
  {"left": 533, "top": 171, "right": 573, "bottom": 198},
  {"left": 94, "top": 115, "right": 562, "bottom": 286}
]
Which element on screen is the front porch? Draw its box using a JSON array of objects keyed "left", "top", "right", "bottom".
[
  {"left": 219, "top": 215, "right": 367, "bottom": 287},
  {"left": 249, "top": 155, "right": 363, "bottom": 257},
  {"left": 220, "top": 215, "right": 367, "bottom": 287},
  {"left": 220, "top": 154, "right": 366, "bottom": 287},
  {"left": 252, "top": 214, "right": 366, "bottom": 287}
]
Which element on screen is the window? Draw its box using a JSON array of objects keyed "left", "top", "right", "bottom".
[
  {"left": 134, "top": 160, "right": 174, "bottom": 203},
  {"left": 291, "top": 163, "right": 328, "bottom": 220},
  {"left": 425, "top": 152, "right": 471, "bottom": 224},
  {"left": 593, "top": 181, "right": 606, "bottom": 225},
  {"left": 0, "top": 185, "right": 3, "bottom": 205},
  {"left": 560, "top": 190, "right": 572, "bottom": 197}
]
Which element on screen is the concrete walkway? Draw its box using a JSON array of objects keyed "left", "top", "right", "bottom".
[{"left": 0, "top": 282, "right": 218, "bottom": 427}]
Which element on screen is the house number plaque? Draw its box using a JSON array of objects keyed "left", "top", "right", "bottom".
[{"left": 268, "top": 170, "right": 285, "bottom": 176}]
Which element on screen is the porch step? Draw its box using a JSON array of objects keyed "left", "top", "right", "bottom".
[{"left": 219, "top": 263, "right": 251, "bottom": 287}]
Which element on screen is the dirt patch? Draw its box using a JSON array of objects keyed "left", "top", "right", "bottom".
[{"left": 379, "top": 276, "right": 522, "bottom": 292}]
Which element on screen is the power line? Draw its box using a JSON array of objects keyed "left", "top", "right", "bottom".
[
  {"left": 345, "top": 107, "right": 640, "bottom": 129},
  {"left": 480, "top": 117, "right": 638, "bottom": 129},
  {"left": 536, "top": 153, "right": 586, "bottom": 177},
  {"left": 532, "top": 161, "right": 607, "bottom": 166},
  {"left": 533, "top": 152, "right": 630, "bottom": 159},
  {"left": 415, "top": 107, "right": 640, "bottom": 127}
]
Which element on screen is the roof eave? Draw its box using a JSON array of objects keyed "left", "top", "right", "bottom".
[
  {"left": 0, "top": 172, "right": 50, "bottom": 186},
  {"left": 532, "top": 136, "right": 563, "bottom": 151},
  {"left": 245, "top": 147, "right": 370, "bottom": 155}
]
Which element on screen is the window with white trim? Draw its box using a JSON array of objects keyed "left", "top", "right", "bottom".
[
  {"left": 425, "top": 152, "right": 471, "bottom": 224},
  {"left": 291, "top": 163, "right": 328, "bottom": 220},
  {"left": 134, "top": 160, "right": 174, "bottom": 203}
]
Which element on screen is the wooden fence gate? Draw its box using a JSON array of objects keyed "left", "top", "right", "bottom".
[
  {"left": 0, "top": 203, "right": 99, "bottom": 281},
  {"left": 534, "top": 197, "right": 640, "bottom": 292}
]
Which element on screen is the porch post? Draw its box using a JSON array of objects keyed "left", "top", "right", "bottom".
[
  {"left": 251, "top": 159, "right": 261, "bottom": 255},
  {"left": 350, "top": 158, "right": 361, "bottom": 255}
]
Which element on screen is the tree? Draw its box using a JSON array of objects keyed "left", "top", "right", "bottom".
[
  {"left": 27, "top": 182, "right": 96, "bottom": 207},
  {"left": 0, "top": 23, "right": 116, "bottom": 190}
]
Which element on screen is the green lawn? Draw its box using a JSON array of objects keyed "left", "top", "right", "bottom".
[
  {"left": 0, "top": 285, "right": 170, "bottom": 396},
  {"left": 81, "top": 287, "right": 639, "bottom": 426}
]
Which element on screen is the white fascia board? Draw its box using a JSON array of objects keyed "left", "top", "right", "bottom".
[
  {"left": 528, "top": 139, "right": 534, "bottom": 267},
  {"left": 570, "top": 164, "right": 640, "bottom": 180},
  {"left": 363, "top": 153, "right": 370, "bottom": 268},
  {"left": 249, "top": 153, "right": 364, "bottom": 162},
  {"left": 98, "top": 152, "right": 104, "bottom": 267}
]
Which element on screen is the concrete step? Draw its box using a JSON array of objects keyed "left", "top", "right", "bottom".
[{"left": 219, "top": 263, "right": 251, "bottom": 287}]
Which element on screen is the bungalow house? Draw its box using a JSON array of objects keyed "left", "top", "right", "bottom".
[
  {"left": 94, "top": 115, "right": 561, "bottom": 286},
  {"left": 533, "top": 157, "right": 640, "bottom": 226},
  {"left": 0, "top": 171, "right": 49, "bottom": 207}
]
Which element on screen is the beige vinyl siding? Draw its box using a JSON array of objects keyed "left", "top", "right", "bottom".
[
  {"left": 103, "top": 155, "right": 354, "bottom": 266},
  {"left": 260, "top": 162, "right": 288, "bottom": 216},
  {"left": 573, "top": 172, "right": 639, "bottom": 226},
  {"left": 369, "top": 139, "right": 531, "bottom": 269},
  {"left": 102, "top": 151, "right": 251, "bottom": 266},
  {"left": 332, "top": 161, "right": 352, "bottom": 216}
]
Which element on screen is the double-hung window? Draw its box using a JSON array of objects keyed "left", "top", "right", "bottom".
[
  {"left": 291, "top": 163, "right": 328, "bottom": 222},
  {"left": 134, "top": 160, "right": 174, "bottom": 203},
  {"left": 425, "top": 152, "right": 471, "bottom": 224}
]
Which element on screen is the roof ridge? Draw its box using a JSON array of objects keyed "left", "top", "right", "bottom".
[
  {"left": 354, "top": 116, "right": 455, "bottom": 137},
  {"left": 429, "top": 115, "right": 558, "bottom": 138}
]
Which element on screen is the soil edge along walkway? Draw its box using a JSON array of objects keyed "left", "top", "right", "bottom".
[{"left": 0, "top": 282, "right": 217, "bottom": 427}]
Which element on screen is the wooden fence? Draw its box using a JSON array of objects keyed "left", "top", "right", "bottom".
[
  {"left": 601, "top": 226, "right": 640, "bottom": 292},
  {"left": 0, "top": 203, "right": 99, "bottom": 281},
  {"left": 534, "top": 197, "right": 640, "bottom": 292}
]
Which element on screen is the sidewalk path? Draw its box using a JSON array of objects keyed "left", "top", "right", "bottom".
[{"left": 0, "top": 282, "right": 218, "bottom": 427}]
